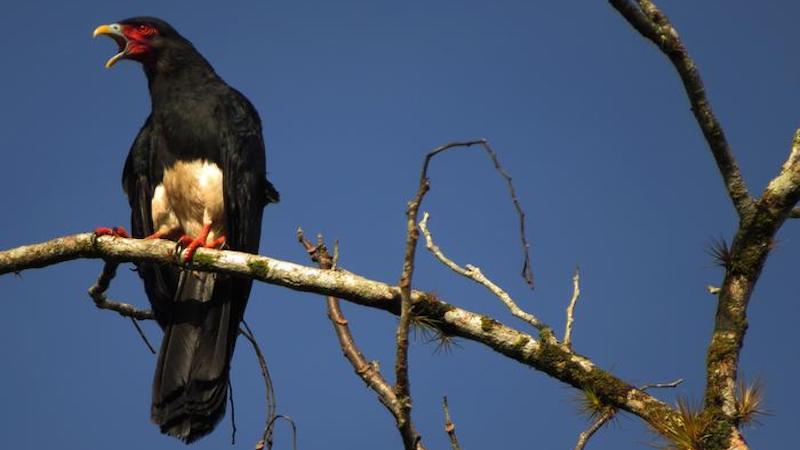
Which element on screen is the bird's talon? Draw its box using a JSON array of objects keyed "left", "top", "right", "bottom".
[{"left": 94, "top": 226, "right": 130, "bottom": 238}]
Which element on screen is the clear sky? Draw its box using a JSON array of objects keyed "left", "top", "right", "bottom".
[{"left": 1, "top": 1, "right": 798, "bottom": 449}]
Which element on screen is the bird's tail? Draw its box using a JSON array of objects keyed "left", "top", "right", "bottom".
[{"left": 150, "top": 270, "right": 239, "bottom": 443}]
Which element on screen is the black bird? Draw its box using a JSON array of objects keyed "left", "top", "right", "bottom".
[{"left": 93, "top": 17, "right": 279, "bottom": 443}]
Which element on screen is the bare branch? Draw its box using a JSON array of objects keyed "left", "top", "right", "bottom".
[
  {"left": 0, "top": 233, "right": 681, "bottom": 429},
  {"left": 608, "top": 0, "right": 753, "bottom": 217},
  {"left": 640, "top": 378, "right": 684, "bottom": 391},
  {"left": 87, "top": 260, "right": 155, "bottom": 321},
  {"left": 478, "top": 140, "right": 535, "bottom": 287},
  {"left": 128, "top": 317, "right": 156, "bottom": 354},
  {"left": 563, "top": 267, "right": 581, "bottom": 348},
  {"left": 87, "top": 260, "right": 156, "bottom": 354},
  {"left": 297, "top": 231, "right": 426, "bottom": 450},
  {"left": 228, "top": 380, "right": 237, "bottom": 445},
  {"left": 574, "top": 408, "right": 615, "bottom": 450},
  {"left": 442, "top": 396, "right": 462, "bottom": 450},
  {"left": 239, "top": 321, "right": 278, "bottom": 450},
  {"left": 418, "top": 212, "right": 546, "bottom": 331}
]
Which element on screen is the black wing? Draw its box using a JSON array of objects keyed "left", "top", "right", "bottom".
[
  {"left": 121, "top": 115, "right": 177, "bottom": 327},
  {"left": 218, "top": 88, "right": 278, "bottom": 254}
]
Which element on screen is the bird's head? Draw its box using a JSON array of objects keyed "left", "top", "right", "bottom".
[{"left": 93, "top": 17, "right": 185, "bottom": 69}]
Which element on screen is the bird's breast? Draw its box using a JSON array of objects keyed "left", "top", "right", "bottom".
[{"left": 152, "top": 159, "right": 226, "bottom": 239}]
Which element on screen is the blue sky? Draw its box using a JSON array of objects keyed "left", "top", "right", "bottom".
[{"left": 1, "top": 1, "right": 798, "bottom": 448}]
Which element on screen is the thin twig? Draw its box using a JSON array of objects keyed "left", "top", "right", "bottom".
[
  {"left": 396, "top": 141, "right": 489, "bottom": 449},
  {"left": 608, "top": 0, "right": 753, "bottom": 217},
  {"left": 478, "top": 140, "right": 535, "bottom": 287},
  {"left": 442, "top": 396, "right": 462, "bottom": 450},
  {"left": 640, "top": 378, "right": 684, "bottom": 391},
  {"left": 418, "top": 212, "right": 546, "bottom": 331},
  {"left": 257, "top": 415, "right": 297, "bottom": 450},
  {"left": 240, "top": 321, "right": 278, "bottom": 450},
  {"left": 129, "top": 317, "right": 156, "bottom": 354},
  {"left": 574, "top": 408, "right": 615, "bottom": 450},
  {"left": 563, "top": 267, "right": 581, "bottom": 348},
  {"left": 296, "top": 230, "right": 418, "bottom": 441},
  {"left": 229, "top": 379, "right": 237, "bottom": 445}
]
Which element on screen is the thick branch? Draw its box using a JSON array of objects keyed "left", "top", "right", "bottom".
[
  {"left": 704, "top": 130, "right": 800, "bottom": 422},
  {"left": 0, "top": 233, "right": 680, "bottom": 429},
  {"left": 609, "top": 0, "right": 752, "bottom": 216}
]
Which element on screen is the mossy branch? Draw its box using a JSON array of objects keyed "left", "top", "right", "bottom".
[{"left": 0, "top": 232, "right": 681, "bottom": 431}]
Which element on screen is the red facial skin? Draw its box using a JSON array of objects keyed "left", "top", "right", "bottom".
[{"left": 121, "top": 23, "right": 159, "bottom": 61}]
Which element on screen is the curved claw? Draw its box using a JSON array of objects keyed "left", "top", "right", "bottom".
[{"left": 177, "top": 224, "right": 225, "bottom": 264}]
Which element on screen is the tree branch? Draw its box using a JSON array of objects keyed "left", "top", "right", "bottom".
[
  {"left": 296, "top": 231, "right": 426, "bottom": 449},
  {"left": 418, "top": 212, "right": 545, "bottom": 331},
  {"left": 574, "top": 408, "right": 615, "bottom": 450},
  {"left": 87, "top": 260, "right": 155, "bottom": 321},
  {"left": 608, "top": 0, "right": 753, "bottom": 217},
  {"left": 0, "top": 232, "right": 681, "bottom": 431},
  {"left": 608, "top": 2, "right": 800, "bottom": 448},
  {"left": 703, "top": 129, "right": 800, "bottom": 425},
  {"left": 563, "top": 267, "right": 581, "bottom": 348},
  {"left": 442, "top": 396, "right": 462, "bottom": 450}
]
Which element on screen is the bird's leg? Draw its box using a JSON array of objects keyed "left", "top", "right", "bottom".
[
  {"left": 94, "top": 226, "right": 130, "bottom": 238},
  {"left": 178, "top": 224, "right": 226, "bottom": 263}
]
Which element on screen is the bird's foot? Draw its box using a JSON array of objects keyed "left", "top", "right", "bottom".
[
  {"left": 144, "top": 231, "right": 165, "bottom": 240},
  {"left": 177, "top": 225, "right": 225, "bottom": 263},
  {"left": 94, "top": 226, "right": 130, "bottom": 238}
]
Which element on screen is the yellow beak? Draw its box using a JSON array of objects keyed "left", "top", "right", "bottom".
[{"left": 93, "top": 23, "right": 127, "bottom": 69}]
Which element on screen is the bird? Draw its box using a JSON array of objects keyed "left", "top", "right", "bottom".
[{"left": 93, "top": 17, "right": 279, "bottom": 443}]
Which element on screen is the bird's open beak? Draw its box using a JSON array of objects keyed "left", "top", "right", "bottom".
[{"left": 93, "top": 24, "right": 128, "bottom": 68}]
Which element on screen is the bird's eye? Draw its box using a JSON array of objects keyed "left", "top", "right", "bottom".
[{"left": 138, "top": 24, "right": 154, "bottom": 35}]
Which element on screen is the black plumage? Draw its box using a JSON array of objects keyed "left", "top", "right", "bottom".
[{"left": 96, "top": 17, "right": 278, "bottom": 443}]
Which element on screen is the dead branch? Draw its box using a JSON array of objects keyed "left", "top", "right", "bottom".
[
  {"left": 563, "top": 267, "right": 581, "bottom": 348},
  {"left": 297, "top": 230, "right": 427, "bottom": 450},
  {"left": 239, "top": 321, "right": 278, "bottom": 450},
  {"left": 88, "top": 260, "right": 156, "bottom": 352},
  {"left": 574, "top": 408, "right": 615, "bottom": 450},
  {"left": 418, "top": 212, "right": 545, "bottom": 331},
  {"left": 442, "top": 396, "right": 462, "bottom": 450},
  {"left": 87, "top": 260, "right": 154, "bottom": 321}
]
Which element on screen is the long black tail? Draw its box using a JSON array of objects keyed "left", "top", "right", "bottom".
[{"left": 150, "top": 271, "right": 244, "bottom": 443}]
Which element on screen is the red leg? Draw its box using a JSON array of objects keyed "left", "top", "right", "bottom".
[
  {"left": 206, "top": 236, "right": 226, "bottom": 249},
  {"left": 179, "top": 224, "right": 212, "bottom": 263},
  {"left": 144, "top": 231, "right": 166, "bottom": 240}
]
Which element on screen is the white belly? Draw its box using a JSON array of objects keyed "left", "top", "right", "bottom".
[{"left": 151, "top": 160, "right": 226, "bottom": 240}]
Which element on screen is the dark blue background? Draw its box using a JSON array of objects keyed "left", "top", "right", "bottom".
[{"left": 1, "top": 1, "right": 797, "bottom": 448}]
